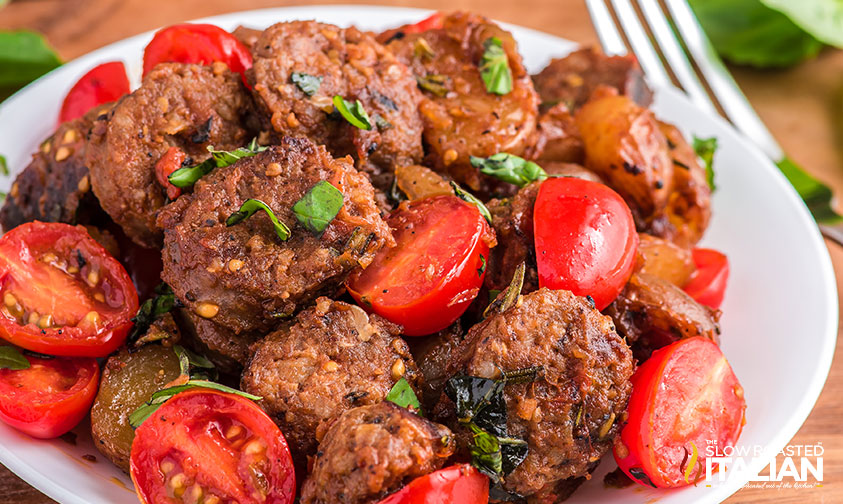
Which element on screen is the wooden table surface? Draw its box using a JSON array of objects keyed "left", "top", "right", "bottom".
[{"left": 2, "top": 0, "right": 842, "bottom": 502}]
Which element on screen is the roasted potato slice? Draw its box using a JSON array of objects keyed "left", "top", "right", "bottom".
[{"left": 635, "top": 233, "right": 695, "bottom": 287}]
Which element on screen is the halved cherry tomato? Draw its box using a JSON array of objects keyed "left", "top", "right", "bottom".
[
  {"left": 533, "top": 177, "right": 638, "bottom": 310},
  {"left": 130, "top": 388, "right": 296, "bottom": 504},
  {"left": 683, "top": 248, "right": 729, "bottom": 309},
  {"left": 154, "top": 146, "right": 185, "bottom": 201},
  {"left": 143, "top": 24, "right": 253, "bottom": 83},
  {"left": 347, "top": 195, "right": 495, "bottom": 336},
  {"left": 614, "top": 337, "right": 746, "bottom": 488},
  {"left": 0, "top": 353, "right": 99, "bottom": 438},
  {"left": 0, "top": 222, "right": 139, "bottom": 357},
  {"left": 377, "top": 464, "right": 489, "bottom": 504},
  {"left": 58, "top": 61, "right": 130, "bottom": 124},
  {"left": 379, "top": 12, "right": 444, "bottom": 43}
]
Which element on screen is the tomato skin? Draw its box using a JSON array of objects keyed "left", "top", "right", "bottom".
[
  {"left": 130, "top": 388, "right": 296, "bottom": 504},
  {"left": 0, "top": 354, "right": 99, "bottom": 439},
  {"left": 143, "top": 24, "right": 252, "bottom": 83},
  {"left": 346, "top": 195, "right": 494, "bottom": 336},
  {"left": 154, "top": 146, "right": 184, "bottom": 201},
  {"left": 58, "top": 61, "right": 130, "bottom": 124},
  {"left": 614, "top": 337, "right": 746, "bottom": 488},
  {"left": 683, "top": 248, "right": 729, "bottom": 309},
  {"left": 0, "top": 222, "right": 139, "bottom": 357},
  {"left": 376, "top": 464, "right": 489, "bottom": 504},
  {"left": 533, "top": 177, "right": 638, "bottom": 310},
  {"left": 404, "top": 12, "right": 445, "bottom": 33}
]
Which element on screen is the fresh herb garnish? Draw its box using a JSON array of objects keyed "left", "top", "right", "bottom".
[
  {"left": 0, "top": 31, "right": 62, "bottom": 101},
  {"left": 168, "top": 138, "right": 267, "bottom": 188},
  {"left": 291, "top": 72, "right": 322, "bottom": 96},
  {"left": 128, "top": 380, "right": 262, "bottom": 429},
  {"left": 413, "top": 38, "right": 435, "bottom": 59},
  {"left": 128, "top": 283, "right": 176, "bottom": 344},
  {"left": 374, "top": 115, "right": 392, "bottom": 131},
  {"left": 692, "top": 136, "right": 718, "bottom": 191},
  {"left": 479, "top": 37, "right": 512, "bottom": 95},
  {"left": 226, "top": 199, "right": 291, "bottom": 241},
  {"left": 0, "top": 154, "right": 8, "bottom": 176},
  {"left": 333, "top": 95, "right": 372, "bottom": 130},
  {"left": 415, "top": 74, "right": 450, "bottom": 97},
  {"left": 173, "top": 345, "right": 216, "bottom": 381},
  {"left": 450, "top": 181, "right": 492, "bottom": 225},
  {"left": 471, "top": 153, "right": 547, "bottom": 187},
  {"left": 444, "top": 366, "right": 541, "bottom": 483},
  {"left": 484, "top": 262, "right": 525, "bottom": 319},
  {"left": 0, "top": 346, "right": 29, "bottom": 370},
  {"left": 478, "top": 254, "right": 486, "bottom": 277},
  {"left": 385, "top": 377, "right": 422, "bottom": 414},
  {"left": 292, "top": 180, "right": 344, "bottom": 235}
]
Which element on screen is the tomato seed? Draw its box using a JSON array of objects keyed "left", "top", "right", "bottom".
[
  {"left": 227, "top": 259, "right": 244, "bottom": 272},
  {"left": 67, "top": 266, "right": 79, "bottom": 274},
  {"left": 195, "top": 302, "right": 219, "bottom": 319},
  {"left": 86, "top": 269, "right": 100, "bottom": 286},
  {"left": 204, "top": 495, "right": 220, "bottom": 504},
  {"left": 225, "top": 425, "right": 243, "bottom": 439},
  {"left": 244, "top": 439, "right": 266, "bottom": 456},
  {"left": 37, "top": 314, "right": 52, "bottom": 329},
  {"left": 391, "top": 359, "right": 406, "bottom": 379},
  {"left": 41, "top": 253, "right": 58, "bottom": 264},
  {"left": 322, "top": 360, "right": 339, "bottom": 372},
  {"left": 3, "top": 293, "right": 17, "bottom": 308},
  {"left": 159, "top": 460, "right": 175, "bottom": 474},
  {"left": 27, "top": 312, "right": 39, "bottom": 325},
  {"left": 94, "top": 292, "right": 105, "bottom": 303},
  {"left": 186, "top": 483, "right": 203, "bottom": 502}
]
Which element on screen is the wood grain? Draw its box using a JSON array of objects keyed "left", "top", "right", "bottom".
[{"left": 1, "top": 0, "right": 842, "bottom": 502}]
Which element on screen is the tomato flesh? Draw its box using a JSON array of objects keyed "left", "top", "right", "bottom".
[
  {"left": 0, "top": 222, "right": 139, "bottom": 357},
  {"left": 683, "top": 248, "right": 729, "bottom": 309},
  {"left": 130, "top": 388, "right": 295, "bottom": 504},
  {"left": 143, "top": 24, "right": 253, "bottom": 84},
  {"left": 376, "top": 464, "right": 489, "bottom": 504},
  {"left": 154, "top": 146, "right": 185, "bottom": 201},
  {"left": 58, "top": 61, "right": 130, "bottom": 124},
  {"left": 0, "top": 354, "right": 99, "bottom": 438},
  {"left": 614, "top": 337, "right": 746, "bottom": 488},
  {"left": 533, "top": 177, "right": 638, "bottom": 310},
  {"left": 347, "top": 195, "right": 494, "bottom": 336}
]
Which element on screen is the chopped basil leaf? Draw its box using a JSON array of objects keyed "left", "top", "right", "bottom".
[
  {"left": 0, "top": 31, "right": 62, "bottom": 101},
  {"left": 450, "top": 181, "right": 492, "bottom": 225},
  {"left": 226, "top": 198, "right": 291, "bottom": 241},
  {"left": 333, "top": 95, "right": 372, "bottom": 130},
  {"left": 415, "top": 74, "right": 450, "bottom": 97},
  {"left": 128, "top": 283, "right": 176, "bottom": 344},
  {"left": 0, "top": 154, "right": 8, "bottom": 176},
  {"left": 129, "top": 380, "right": 262, "bottom": 429},
  {"left": 479, "top": 37, "right": 513, "bottom": 95},
  {"left": 0, "top": 346, "right": 29, "bottom": 370},
  {"left": 374, "top": 115, "right": 392, "bottom": 131},
  {"left": 173, "top": 345, "right": 216, "bottom": 381},
  {"left": 692, "top": 136, "right": 718, "bottom": 191},
  {"left": 478, "top": 254, "right": 486, "bottom": 277},
  {"left": 471, "top": 153, "right": 547, "bottom": 187},
  {"left": 484, "top": 262, "right": 525, "bottom": 319},
  {"left": 169, "top": 138, "right": 267, "bottom": 188},
  {"left": 293, "top": 180, "right": 344, "bottom": 235},
  {"left": 291, "top": 72, "right": 322, "bottom": 96},
  {"left": 386, "top": 377, "right": 422, "bottom": 414},
  {"left": 413, "top": 38, "right": 435, "bottom": 59}
]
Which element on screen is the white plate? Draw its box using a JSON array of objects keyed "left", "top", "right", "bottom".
[{"left": 0, "top": 5, "right": 836, "bottom": 504}]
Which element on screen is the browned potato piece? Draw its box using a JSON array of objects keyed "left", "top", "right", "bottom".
[
  {"left": 526, "top": 103, "right": 585, "bottom": 165},
  {"left": 90, "top": 343, "right": 181, "bottom": 472},
  {"left": 575, "top": 88, "right": 673, "bottom": 226},
  {"left": 605, "top": 272, "right": 720, "bottom": 361},
  {"left": 636, "top": 233, "right": 694, "bottom": 286},
  {"left": 395, "top": 164, "right": 452, "bottom": 200}
]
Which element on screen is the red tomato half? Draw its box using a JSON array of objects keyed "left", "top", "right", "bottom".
[
  {"left": 130, "top": 388, "right": 296, "bottom": 504},
  {"left": 377, "top": 464, "right": 489, "bottom": 504},
  {"left": 683, "top": 248, "right": 729, "bottom": 309},
  {"left": 58, "top": 61, "right": 130, "bottom": 124},
  {"left": 380, "top": 12, "right": 445, "bottom": 41},
  {"left": 0, "top": 353, "right": 99, "bottom": 438},
  {"left": 143, "top": 24, "right": 252, "bottom": 83},
  {"left": 614, "top": 337, "right": 746, "bottom": 488},
  {"left": 347, "top": 195, "right": 494, "bottom": 336},
  {"left": 0, "top": 222, "right": 139, "bottom": 357},
  {"left": 533, "top": 177, "right": 638, "bottom": 310}
]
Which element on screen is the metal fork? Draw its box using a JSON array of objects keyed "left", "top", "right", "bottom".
[{"left": 585, "top": 0, "right": 843, "bottom": 246}]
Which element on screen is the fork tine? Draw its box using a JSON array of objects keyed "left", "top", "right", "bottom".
[
  {"left": 585, "top": 0, "right": 628, "bottom": 56},
  {"left": 608, "top": 0, "right": 673, "bottom": 90},
  {"left": 637, "top": 0, "right": 718, "bottom": 116},
  {"left": 663, "top": 0, "right": 783, "bottom": 160}
]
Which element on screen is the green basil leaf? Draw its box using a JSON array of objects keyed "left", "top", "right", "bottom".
[
  {"left": 415, "top": 74, "right": 450, "bottom": 97},
  {"left": 169, "top": 138, "right": 266, "bottom": 188},
  {"left": 129, "top": 380, "right": 262, "bottom": 429},
  {"left": 413, "top": 38, "right": 436, "bottom": 60},
  {"left": 468, "top": 423, "right": 504, "bottom": 480},
  {"left": 0, "top": 154, "right": 8, "bottom": 176},
  {"left": 762, "top": 0, "right": 843, "bottom": 48},
  {"left": 0, "top": 346, "right": 29, "bottom": 370},
  {"left": 226, "top": 198, "right": 291, "bottom": 241},
  {"left": 173, "top": 344, "right": 216, "bottom": 381},
  {"left": 0, "top": 31, "right": 62, "bottom": 99},
  {"left": 128, "top": 283, "right": 175, "bottom": 344},
  {"left": 291, "top": 72, "right": 322, "bottom": 96},
  {"left": 386, "top": 377, "right": 422, "bottom": 414},
  {"left": 333, "top": 95, "right": 372, "bottom": 130},
  {"left": 471, "top": 153, "right": 547, "bottom": 187},
  {"left": 292, "top": 180, "right": 344, "bottom": 235},
  {"left": 692, "top": 136, "right": 718, "bottom": 191},
  {"left": 776, "top": 156, "right": 843, "bottom": 224},
  {"left": 450, "top": 181, "right": 492, "bottom": 225},
  {"left": 477, "top": 254, "right": 486, "bottom": 278},
  {"left": 479, "top": 37, "right": 512, "bottom": 95}
]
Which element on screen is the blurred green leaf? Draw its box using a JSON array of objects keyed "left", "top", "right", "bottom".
[
  {"left": 0, "top": 30, "right": 62, "bottom": 99},
  {"left": 762, "top": 0, "right": 843, "bottom": 48},
  {"left": 776, "top": 156, "right": 843, "bottom": 224}
]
